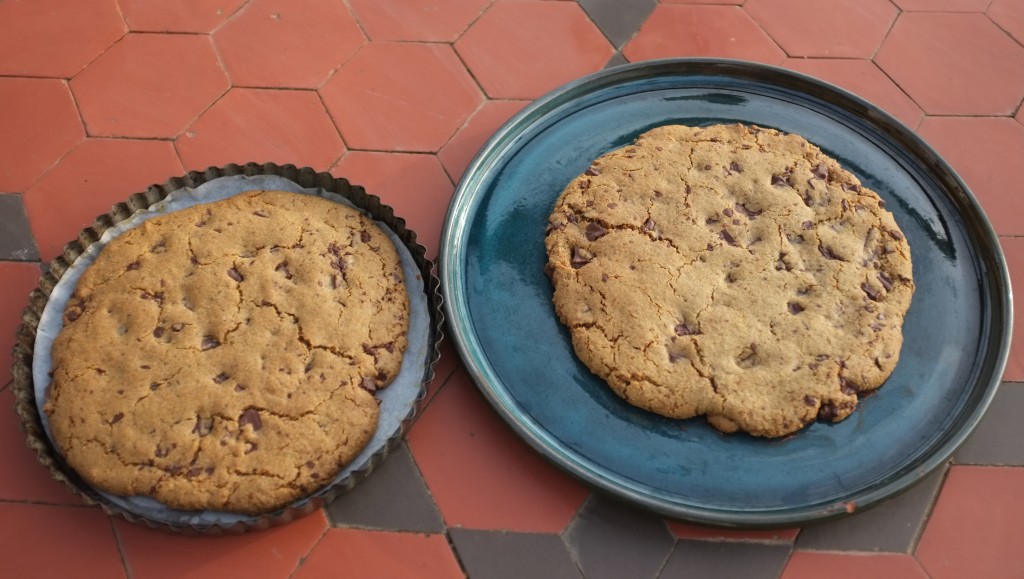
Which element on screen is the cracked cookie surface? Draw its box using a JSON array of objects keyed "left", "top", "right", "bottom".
[
  {"left": 545, "top": 124, "right": 913, "bottom": 438},
  {"left": 45, "top": 190, "right": 409, "bottom": 514}
]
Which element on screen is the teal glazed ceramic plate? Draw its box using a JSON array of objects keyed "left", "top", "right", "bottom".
[{"left": 439, "top": 59, "right": 1012, "bottom": 527}]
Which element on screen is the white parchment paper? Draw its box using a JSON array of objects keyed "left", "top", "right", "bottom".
[{"left": 32, "top": 175, "right": 431, "bottom": 527}]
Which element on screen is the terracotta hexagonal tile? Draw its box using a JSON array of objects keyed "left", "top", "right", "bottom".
[
  {"left": 70, "top": 33, "right": 229, "bottom": 139},
  {"left": 1, "top": 503, "right": 125, "bottom": 579},
  {"left": 916, "top": 116, "right": 1024, "bottom": 237},
  {"left": 23, "top": 139, "right": 184, "bottom": 261},
  {"left": 782, "top": 552, "right": 929, "bottom": 579},
  {"left": 623, "top": 5, "right": 786, "bottom": 65},
  {"left": 0, "top": 0, "right": 125, "bottom": 78},
  {"left": 745, "top": 0, "right": 897, "bottom": 58},
  {"left": 331, "top": 151, "right": 453, "bottom": 259},
  {"left": 118, "top": 0, "right": 248, "bottom": 33},
  {"left": 875, "top": 13, "right": 1024, "bottom": 116},
  {"left": 783, "top": 59, "right": 924, "bottom": 129},
  {"left": 176, "top": 88, "right": 346, "bottom": 172},
  {"left": 0, "top": 262, "right": 42, "bottom": 391},
  {"left": 348, "top": 0, "right": 492, "bottom": 42},
  {"left": 663, "top": 0, "right": 745, "bottom": 3},
  {"left": 916, "top": 466, "right": 1024, "bottom": 579},
  {"left": 116, "top": 511, "right": 327, "bottom": 579},
  {"left": 293, "top": 529, "right": 463, "bottom": 579},
  {"left": 320, "top": 42, "right": 483, "bottom": 153},
  {"left": 438, "top": 99, "right": 530, "bottom": 183},
  {"left": 213, "top": 0, "right": 364, "bottom": 89},
  {"left": 989, "top": 0, "right": 1024, "bottom": 45},
  {"left": 0, "top": 78, "right": 84, "bottom": 192},
  {"left": 454, "top": 0, "right": 614, "bottom": 100},
  {"left": 667, "top": 521, "right": 800, "bottom": 542},
  {"left": 407, "top": 370, "right": 589, "bottom": 533},
  {"left": 891, "top": 0, "right": 990, "bottom": 11}
]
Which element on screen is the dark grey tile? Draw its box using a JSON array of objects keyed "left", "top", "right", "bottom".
[
  {"left": 326, "top": 442, "right": 444, "bottom": 533},
  {"left": 0, "top": 193, "right": 40, "bottom": 261},
  {"left": 450, "top": 529, "right": 583, "bottom": 579},
  {"left": 795, "top": 465, "right": 947, "bottom": 553},
  {"left": 659, "top": 540, "right": 791, "bottom": 579},
  {"left": 954, "top": 382, "right": 1024, "bottom": 466},
  {"left": 604, "top": 52, "right": 629, "bottom": 70},
  {"left": 580, "top": 0, "right": 657, "bottom": 49},
  {"left": 564, "top": 494, "right": 674, "bottom": 579}
]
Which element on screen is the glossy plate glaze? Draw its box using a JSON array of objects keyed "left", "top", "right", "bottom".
[{"left": 440, "top": 59, "right": 1012, "bottom": 527}]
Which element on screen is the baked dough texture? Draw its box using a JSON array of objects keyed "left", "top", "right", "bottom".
[
  {"left": 46, "top": 190, "right": 409, "bottom": 514},
  {"left": 545, "top": 124, "right": 913, "bottom": 438}
]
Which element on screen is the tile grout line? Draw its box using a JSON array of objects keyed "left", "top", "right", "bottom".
[
  {"left": 208, "top": 0, "right": 254, "bottom": 36},
  {"left": 736, "top": 3, "right": 790, "bottom": 63},
  {"left": 984, "top": 7, "right": 1024, "bottom": 53},
  {"left": 109, "top": 517, "right": 134, "bottom": 579},
  {"left": 906, "top": 460, "right": 953, "bottom": 558},
  {"left": 868, "top": 6, "right": 902, "bottom": 61},
  {"left": 285, "top": 520, "right": 331, "bottom": 579}
]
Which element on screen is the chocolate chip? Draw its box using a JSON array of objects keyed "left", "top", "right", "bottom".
[
  {"left": 111, "top": 412, "right": 124, "bottom": 424},
  {"left": 571, "top": 247, "right": 595, "bottom": 269},
  {"left": 734, "top": 203, "right": 761, "bottom": 217},
  {"left": 239, "top": 408, "right": 262, "bottom": 431},
  {"left": 841, "top": 199, "right": 850, "bottom": 211},
  {"left": 729, "top": 161, "right": 742, "bottom": 172},
  {"left": 703, "top": 164, "right": 712, "bottom": 171},
  {"left": 889, "top": 230, "right": 903, "bottom": 241},
  {"left": 818, "top": 245, "right": 844, "bottom": 261},
  {"left": 567, "top": 212, "right": 580, "bottom": 224},
  {"left": 802, "top": 220, "right": 813, "bottom": 230},
  {"left": 653, "top": 190, "right": 663, "bottom": 198},
  {"left": 153, "top": 327, "right": 165, "bottom": 339},
  {"left": 192, "top": 417, "right": 212, "bottom": 436},
  {"left": 815, "top": 354, "right": 829, "bottom": 362},
  {"left": 818, "top": 403, "right": 838, "bottom": 421},
  {"left": 253, "top": 209, "right": 269, "bottom": 217},
  {"left": 736, "top": 345, "right": 758, "bottom": 368},
  {"left": 360, "top": 230, "right": 371, "bottom": 243},
  {"left": 201, "top": 336, "right": 220, "bottom": 351},
  {"left": 841, "top": 183, "right": 860, "bottom": 192},
  {"left": 878, "top": 271, "right": 894, "bottom": 291},
  {"left": 803, "top": 395, "right": 816, "bottom": 407},
  {"left": 722, "top": 208, "right": 734, "bottom": 217},
  {"left": 812, "top": 162, "right": 829, "bottom": 180},
  {"left": 771, "top": 173, "right": 788, "bottom": 187},
  {"left": 227, "top": 267, "right": 243, "bottom": 282},
  {"left": 840, "top": 377, "right": 858, "bottom": 395},
  {"left": 877, "top": 199, "right": 886, "bottom": 208},
  {"left": 360, "top": 377, "right": 377, "bottom": 392},
  {"left": 213, "top": 372, "right": 229, "bottom": 384},
  {"left": 642, "top": 218, "right": 655, "bottom": 232},
  {"left": 150, "top": 382, "right": 160, "bottom": 390},
  {"left": 585, "top": 222, "right": 608, "bottom": 241},
  {"left": 186, "top": 467, "right": 203, "bottom": 478},
  {"left": 607, "top": 203, "right": 617, "bottom": 209},
  {"left": 601, "top": 273, "right": 609, "bottom": 282},
  {"left": 276, "top": 262, "right": 293, "bottom": 279},
  {"left": 126, "top": 260, "right": 141, "bottom": 271},
  {"left": 66, "top": 308, "right": 82, "bottom": 322},
  {"left": 579, "top": 179, "right": 591, "bottom": 191},
  {"left": 861, "top": 282, "right": 882, "bottom": 301},
  {"left": 675, "top": 321, "right": 700, "bottom": 336},
  {"left": 788, "top": 302, "right": 804, "bottom": 314},
  {"left": 585, "top": 166, "right": 600, "bottom": 176},
  {"left": 719, "top": 230, "right": 738, "bottom": 246},
  {"left": 155, "top": 445, "right": 170, "bottom": 458}
]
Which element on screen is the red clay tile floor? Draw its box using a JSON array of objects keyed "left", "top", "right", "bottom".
[{"left": 2, "top": 1, "right": 1023, "bottom": 577}]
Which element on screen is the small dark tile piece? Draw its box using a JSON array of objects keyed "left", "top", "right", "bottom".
[
  {"left": 449, "top": 528, "right": 584, "bottom": 579},
  {"left": 326, "top": 442, "right": 444, "bottom": 533},
  {"left": 795, "top": 465, "right": 947, "bottom": 553},
  {"left": 580, "top": 0, "right": 657, "bottom": 49},
  {"left": 604, "top": 52, "right": 629, "bottom": 69},
  {"left": 954, "top": 382, "right": 1024, "bottom": 466},
  {"left": 564, "top": 494, "right": 674, "bottom": 579},
  {"left": 659, "top": 540, "right": 791, "bottom": 579},
  {"left": 0, "top": 193, "right": 40, "bottom": 261}
]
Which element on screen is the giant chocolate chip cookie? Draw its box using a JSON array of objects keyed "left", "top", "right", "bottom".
[{"left": 545, "top": 124, "right": 913, "bottom": 438}]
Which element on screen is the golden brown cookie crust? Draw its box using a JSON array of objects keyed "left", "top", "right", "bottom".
[
  {"left": 545, "top": 124, "right": 913, "bottom": 438},
  {"left": 45, "top": 190, "right": 410, "bottom": 514}
]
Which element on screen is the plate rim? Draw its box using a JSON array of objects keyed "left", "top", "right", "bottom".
[{"left": 440, "top": 57, "right": 1013, "bottom": 527}]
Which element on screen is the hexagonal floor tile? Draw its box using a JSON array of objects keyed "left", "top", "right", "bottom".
[
  {"left": 1, "top": 503, "right": 125, "bottom": 579},
  {"left": 745, "top": 0, "right": 897, "bottom": 58},
  {"left": 293, "top": 529, "right": 463, "bottom": 579},
  {"left": 875, "top": 13, "right": 1024, "bottom": 116},
  {"left": 454, "top": 0, "right": 614, "bottom": 99},
  {"left": 916, "top": 116, "right": 1024, "bottom": 237},
  {"left": 438, "top": 99, "right": 529, "bottom": 183},
  {"left": 662, "top": 541, "right": 792, "bottom": 578},
  {"left": 118, "top": 0, "right": 248, "bottom": 33},
  {"left": 407, "top": 370, "right": 589, "bottom": 533},
  {"left": 23, "top": 139, "right": 184, "bottom": 261},
  {"left": 782, "top": 59, "right": 923, "bottom": 129},
  {"left": 989, "top": 0, "right": 1024, "bottom": 45},
  {"left": 70, "top": 33, "right": 229, "bottom": 139},
  {"left": 891, "top": 0, "right": 990, "bottom": 11},
  {"left": 0, "top": 77, "right": 84, "bottom": 192},
  {"left": 0, "top": 0, "right": 125, "bottom": 78},
  {"left": 115, "top": 511, "right": 327, "bottom": 579},
  {"left": 320, "top": 42, "right": 483, "bottom": 153},
  {"left": 662, "top": 0, "right": 744, "bottom": 3},
  {"left": 176, "top": 88, "right": 346, "bottom": 172},
  {"left": 623, "top": 4, "right": 785, "bottom": 65},
  {"left": 450, "top": 529, "right": 584, "bottom": 579},
  {"left": 915, "top": 466, "right": 1024, "bottom": 579},
  {"left": 564, "top": 494, "right": 675, "bottom": 579},
  {"left": 213, "top": 0, "right": 364, "bottom": 89},
  {"left": 782, "top": 552, "right": 929, "bottom": 579},
  {"left": 348, "top": 0, "right": 492, "bottom": 42},
  {"left": 0, "top": 262, "right": 43, "bottom": 390},
  {"left": 331, "top": 152, "right": 453, "bottom": 259}
]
